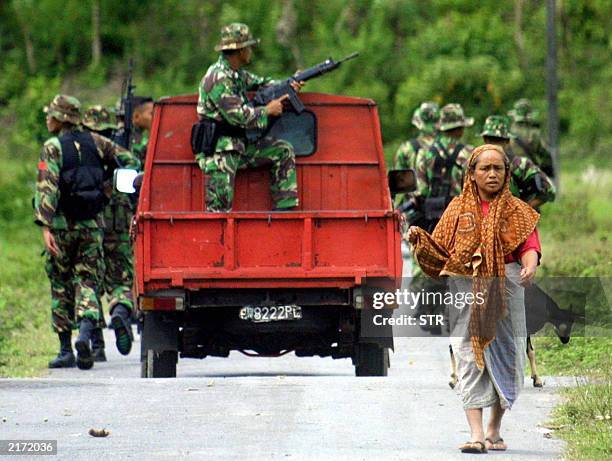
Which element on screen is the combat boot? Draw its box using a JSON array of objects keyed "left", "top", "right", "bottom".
[
  {"left": 48, "top": 331, "right": 76, "bottom": 368},
  {"left": 75, "top": 319, "right": 95, "bottom": 370},
  {"left": 91, "top": 327, "right": 107, "bottom": 362},
  {"left": 110, "top": 303, "right": 133, "bottom": 355}
]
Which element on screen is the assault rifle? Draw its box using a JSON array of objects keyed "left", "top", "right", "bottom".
[
  {"left": 252, "top": 52, "right": 359, "bottom": 114},
  {"left": 246, "top": 52, "right": 359, "bottom": 142},
  {"left": 112, "top": 58, "right": 135, "bottom": 150}
]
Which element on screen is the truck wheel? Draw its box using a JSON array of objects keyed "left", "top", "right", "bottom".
[
  {"left": 355, "top": 344, "right": 389, "bottom": 377},
  {"left": 141, "top": 350, "right": 177, "bottom": 378}
]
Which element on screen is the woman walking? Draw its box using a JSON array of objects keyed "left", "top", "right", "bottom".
[{"left": 407, "top": 144, "right": 541, "bottom": 453}]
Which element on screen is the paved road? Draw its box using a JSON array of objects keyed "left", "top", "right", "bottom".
[{"left": 0, "top": 328, "right": 569, "bottom": 461}]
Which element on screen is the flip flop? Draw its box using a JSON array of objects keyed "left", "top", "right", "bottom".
[
  {"left": 460, "top": 441, "right": 487, "bottom": 454},
  {"left": 485, "top": 437, "right": 507, "bottom": 451}
]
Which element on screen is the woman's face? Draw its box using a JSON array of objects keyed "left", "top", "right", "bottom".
[{"left": 470, "top": 149, "right": 506, "bottom": 199}]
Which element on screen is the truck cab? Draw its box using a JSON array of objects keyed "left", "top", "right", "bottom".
[{"left": 135, "top": 92, "right": 403, "bottom": 377}]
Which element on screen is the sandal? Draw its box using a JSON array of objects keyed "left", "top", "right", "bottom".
[
  {"left": 485, "top": 437, "right": 507, "bottom": 451},
  {"left": 459, "top": 441, "right": 487, "bottom": 453}
]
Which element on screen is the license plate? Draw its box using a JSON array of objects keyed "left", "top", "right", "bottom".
[{"left": 239, "top": 305, "right": 302, "bottom": 323}]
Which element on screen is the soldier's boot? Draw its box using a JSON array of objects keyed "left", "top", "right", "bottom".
[
  {"left": 75, "top": 319, "right": 95, "bottom": 370},
  {"left": 110, "top": 303, "right": 133, "bottom": 356},
  {"left": 48, "top": 331, "right": 76, "bottom": 368},
  {"left": 91, "top": 327, "right": 107, "bottom": 362}
]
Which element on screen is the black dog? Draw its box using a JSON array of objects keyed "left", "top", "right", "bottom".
[{"left": 449, "top": 283, "right": 583, "bottom": 389}]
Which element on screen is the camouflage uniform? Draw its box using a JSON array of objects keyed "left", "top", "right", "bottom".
[
  {"left": 196, "top": 23, "right": 298, "bottom": 211},
  {"left": 508, "top": 99, "right": 554, "bottom": 178},
  {"left": 411, "top": 104, "right": 473, "bottom": 331},
  {"left": 35, "top": 96, "right": 137, "bottom": 334},
  {"left": 394, "top": 102, "right": 439, "bottom": 213},
  {"left": 394, "top": 102, "right": 440, "bottom": 171},
  {"left": 131, "top": 127, "right": 149, "bottom": 166},
  {"left": 414, "top": 104, "right": 474, "bottom": 200},
  {"left": 481, "top": 115, "right": 556, "bottom": 205},
  {"left": 83, "top": 106, "right": 141, "bottom": 319}
]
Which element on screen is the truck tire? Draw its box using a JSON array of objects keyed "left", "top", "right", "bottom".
[
  {"left": 355, "top": 344, "right": 389, "bottom": 376},
  {"left": 141, "top": 350, "right": 177, "bottom": 378}
]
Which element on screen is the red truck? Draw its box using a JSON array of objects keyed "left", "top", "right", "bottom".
[{"left": 134, "top": 92, "right": 405, "bottom": 377}]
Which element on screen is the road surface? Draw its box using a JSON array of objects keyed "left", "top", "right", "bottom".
[{"left": 0, "top": 328, "right": 569, "bottom": 460}]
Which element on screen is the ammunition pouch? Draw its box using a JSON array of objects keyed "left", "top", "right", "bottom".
[{"left": 191, "top": 118, "right": 246, "bottom": 157}]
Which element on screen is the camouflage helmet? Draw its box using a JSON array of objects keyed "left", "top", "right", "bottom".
[
  {"left": 508, "top": 98, "right": 540, "bottom": 124},
  {"left": 411, "top": 101, "right": 440, "bottom": 133},
  {"left": 437, "top": 103, "right": 474, "bottom": 131},
  {"left": 83, "top": 105, "right": 117, "bottom": 131},
  {"left": 214, "top": 23, "right": 260, "bottom": 52},
  {"left": 43, "top": 94, "right": 81, "bottom": 125},
  {"left": 480, "top": 115, "right": 512, "bottom": 140}
]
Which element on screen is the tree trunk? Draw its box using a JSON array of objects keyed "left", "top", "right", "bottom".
[
  {"left": 23, "top": 26, "right": 36, "bottom": 73},
  {"left": 276, "top": 0, "right": 302, "bottom": 68},
  {"left": 92, "top": 0, "right": 101, "bottom": 66},
  {"left": 12, "top": 0, "right": 37, "bottom": 73},
  {"left": 514, "top": 0, "right": 528, "bottom": 70}
]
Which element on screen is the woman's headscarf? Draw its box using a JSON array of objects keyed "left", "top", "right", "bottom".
[{"left": 411, "top": 144, "right": 539, "bottom": 369}]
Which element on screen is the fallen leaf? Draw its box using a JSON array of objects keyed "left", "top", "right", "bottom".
[{"left": 88, "top": 428, "right": 110, "bottom": 438}]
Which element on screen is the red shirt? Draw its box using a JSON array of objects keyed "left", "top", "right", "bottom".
[{"left": 480, "top": 201, "right": 541, "bottom": 264}]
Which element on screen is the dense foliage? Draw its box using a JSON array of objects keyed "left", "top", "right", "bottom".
[{"left": 0, "top": 0, "right": 610, "bottom": 155}]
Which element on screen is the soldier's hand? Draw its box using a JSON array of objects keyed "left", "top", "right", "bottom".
[
  {"left": 266, "top": 95, "right": 289, "bottom": 117},
  {"left": 290, "top": 80, "right": 305, "bottom": 93},
  {"left": 129, "top": 216, "right": 138, "bottom": 241},
  {"left": 42, "top": 226, "right": 60, "bottom": 257}
]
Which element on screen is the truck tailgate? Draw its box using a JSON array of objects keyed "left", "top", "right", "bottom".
[{"left": 136, "top": 211, "right": 401, "bottom": 292}]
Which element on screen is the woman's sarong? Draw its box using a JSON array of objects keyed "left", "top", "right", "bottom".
[{"left": 448, "top": 263, "right": 527, "bottom": 410}]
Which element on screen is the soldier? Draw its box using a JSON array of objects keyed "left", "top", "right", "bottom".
[
  {"left": 481, "top": 115, "right": 555, "bottom": 209},
  {"left": 410, "top": 103, "right": 473, "bottom": 334},
  {"left": 413, "top": 103, "right": 474, "bottom": 232},
  {"left": 83, "top": 105, "right": 141, "bottom": 360},
  {"left": 130, "top": 96, "right": 154, "bottom": 165},
  {"left": 508, "top": 98, "right": 554, "bottom": 178},
  {"left": 394, "top": 101, "right": 439, "bottom": 216},
  {"left": 196, "top": 23, "right": 300, "bottom": 211},
  {"left": 394, "top": 101, "right": 440, "bottom": 171},
  {"left": 36, "top": 95, "right": 138, "bottom": 370}
]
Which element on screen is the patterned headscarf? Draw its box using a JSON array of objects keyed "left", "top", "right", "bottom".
[{"left": 411, "top": 144, "right": 539, "bottom": 369}]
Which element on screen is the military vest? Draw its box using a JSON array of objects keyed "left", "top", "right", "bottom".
[{"left": 58, "top": 131, "right": 105, "bottom": 221}]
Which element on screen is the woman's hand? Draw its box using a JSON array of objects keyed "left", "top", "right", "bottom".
[
  {"left": 519, "top": 264, "right": 536, "bottom": 285},
  {"left": 519, "top": 249, "right": 538, "bottom": 286},
  {"left": 406, "top": 226, "right": 419, "bottom": 244}
]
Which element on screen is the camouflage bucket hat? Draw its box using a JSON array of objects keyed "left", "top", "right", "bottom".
[
  {"left": 480, "top": 115, "right": 512, "bottom": 140},
  {"left": 43, "top": 94, "right": 81, "bottom": 125},
  {"left": 83, "top": 105, "right": 117, "bottom": 131},
  {"left": 412, "top": 101, "right": 440, "bottom": 132},
  {"left": 508, "top": 98, "right": 540, "bottom": 124},
  {"left": 214, "top": 23, "right": 260, "bottom": 52},
  {"left": 438, "top": 103, "right": 474, "bottom": 131}
]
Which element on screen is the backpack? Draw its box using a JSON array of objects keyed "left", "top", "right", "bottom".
[
  {"left": 58, "top": 131, "right": 105, "bottom": 221},
  {"left": 422, "top": 142, "right": 464, "bottom": 226}
]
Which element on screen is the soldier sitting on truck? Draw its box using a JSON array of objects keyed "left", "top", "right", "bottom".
[{"left": 195, "top": 23, "right": 302, "bottom": 212}]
